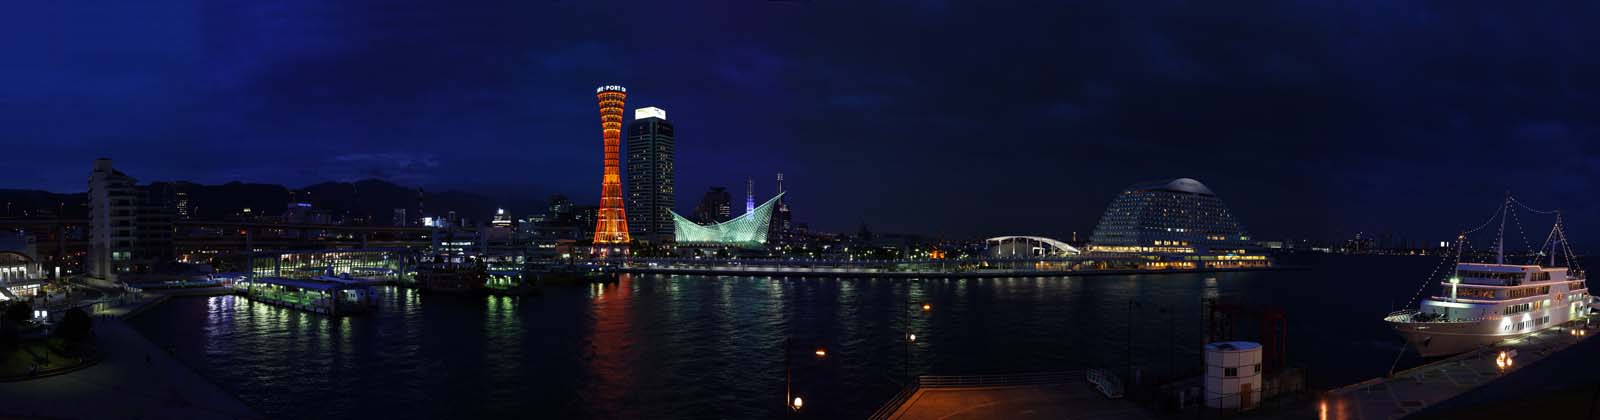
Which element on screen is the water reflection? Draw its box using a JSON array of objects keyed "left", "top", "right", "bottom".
[
  {"left": 583, "top": 274, "right": 636, "bottom": 418},
  {"left": 123, "top": 255, "right": 1447, "bottom": 419}
]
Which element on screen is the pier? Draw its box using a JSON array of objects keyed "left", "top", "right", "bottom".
[
  {"left": 618, "top": 262, "right": 1292, "bottom": 278},
  {"left": 1322, "top": 322, "right": 1595, "bottom": 419},
  {"left": 867, "top": 371, "right": 1150, "bottom": 420},
  {"left": 234, "top": 277, "right": 377, "bottom": 315}
]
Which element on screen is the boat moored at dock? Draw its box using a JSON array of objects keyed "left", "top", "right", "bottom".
[
  {"left": 1386, "top": 195, "right": 1589, "bottom": 357},
  {"left": 235, "top": 277, "right": 377, "bottom": 315}
]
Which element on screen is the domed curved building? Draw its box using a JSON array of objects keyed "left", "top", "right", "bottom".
[{"left": 1087, "top": 178, "right": 1268, "bottom": 269}]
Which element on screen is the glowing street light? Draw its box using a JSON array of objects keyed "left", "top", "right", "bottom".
[
  {"left": 908, "top": 333, "right": 917, "bottom": 342},
  {"left": 790, "top": 396, "right": 804, "bottom": 411},
  {"left": 814, "top": 347, "right": 828, "bottom": 358},
  {"left": 921, "top": 303, "right": 932, "bottom": 312}
]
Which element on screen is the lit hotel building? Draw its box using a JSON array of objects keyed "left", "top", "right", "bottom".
[
  {"left": 1087, "top": 178, "right": 1268, "bottom": 269},
  {"left": 625, "top": 106, "right": 674, "bottom": 243}
]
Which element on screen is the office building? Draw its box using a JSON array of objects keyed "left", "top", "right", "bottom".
[
  {"left": 625, "top": 106, "right": 675, "bottom": 243},
  {"left": 694, "top": 187, "right": 732, "bottom": 224},
  {"left": 87, "top": 159, "right": 175, "bottom": 280}
]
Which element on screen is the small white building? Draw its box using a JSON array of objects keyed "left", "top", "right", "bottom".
[{"left": 1203, "top": 341, "right": 1263, "bottom": 410}]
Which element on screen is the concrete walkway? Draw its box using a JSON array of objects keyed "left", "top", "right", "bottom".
[
  {"left": 1323, "top": 322, "right": 1594, "bottom": 420},
  {"left": 883, "top": 384, "right": 1152, "bottom": 420},
  {"left": 0, "top": 292, "right": 260, "bottom": 419}
]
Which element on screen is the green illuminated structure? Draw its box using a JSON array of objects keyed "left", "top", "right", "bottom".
[{"left": 671, "top": 193, "right": 783, "bottom": 247}]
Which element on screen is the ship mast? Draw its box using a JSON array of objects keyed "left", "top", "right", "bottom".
[{"left": 1496, "top": 192, "right": 1509, "bottom": 265}]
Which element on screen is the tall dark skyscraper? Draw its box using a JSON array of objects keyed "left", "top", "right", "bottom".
[
  {"left": 625, "top": 106, "right": 674, "bottom": 243},
  {"left": 769, "top": 171, "right": 792, "bottom": 242},
  {"left": 693, "top": 186, "right": 732, "bottom": 224}
]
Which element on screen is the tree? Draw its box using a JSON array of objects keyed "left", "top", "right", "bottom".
[
  {"left": 52, "top": 308, "right": 93, "bottom": 356},
  {"left": 1, "top": 302, "right": 29, "bottom": 328}
]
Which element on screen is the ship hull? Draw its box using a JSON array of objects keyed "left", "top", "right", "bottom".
[{"left": 1388, "top": 309, "right": 1581, "bottom": 357}]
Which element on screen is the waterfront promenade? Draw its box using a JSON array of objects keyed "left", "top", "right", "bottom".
[
  {"left": 870, "top": 371, "right": 1151, "bottom": 420},
  {"left": 619, "top": 264, "right": 1291, "bottom": 278},
  {"left": 1322, "top": 321, "right": 1595, "bottom": 419},
  {"left": 0, "top": 289, "right": 259, "bottom": 419}
]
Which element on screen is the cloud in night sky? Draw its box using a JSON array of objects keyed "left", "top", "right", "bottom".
[{"left": 1, "top": 0, "right": 1598, "bottom": 242}]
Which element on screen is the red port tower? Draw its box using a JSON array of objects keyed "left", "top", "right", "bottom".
[{"left": 593, "top": 85, "right": 631, "bottom": 251}]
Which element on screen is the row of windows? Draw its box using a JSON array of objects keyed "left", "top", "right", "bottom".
[
  {"left": 1460, "top": 271, "right": 1525, "bottom": 284},
  {"left": 1502, "top": 315, "right": 1553, "bottom": 332},
  {"left": 1458, "top": 288, "right": 1496, "bottom": 299},
  {"left": 1507, "top": 286, "right": 1551, "bottom": 299}
]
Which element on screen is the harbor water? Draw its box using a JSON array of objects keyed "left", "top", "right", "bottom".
[{"left": 128, "top": 255, "right": 1480, "bottom": 418}]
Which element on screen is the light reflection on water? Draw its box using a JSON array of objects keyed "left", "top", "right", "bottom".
[{"left": 127, "top": 255, "right": 1442, "bottom": 419}]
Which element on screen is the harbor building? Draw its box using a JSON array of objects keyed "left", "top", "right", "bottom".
[
  {"left": 246, "top": 249, "right": 407, "bottom": 282},
  {"left": 1088, "top": 178, "right": 1268, "bottom": 269},
  {"left": 625, "top": 106, "right": 674, "bottom": 243},
  {"left": 672, "top": 193, "right": 783, "bottom": 248}
]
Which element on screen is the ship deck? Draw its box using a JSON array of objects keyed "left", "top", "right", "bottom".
[{"left": 1322, "top": 321, "right": 1594, "bottom": 419}]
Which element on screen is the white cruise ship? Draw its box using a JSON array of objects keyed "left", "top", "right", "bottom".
[{"left": 1385, "top": 197, "right": 1590, "bottom": 357}]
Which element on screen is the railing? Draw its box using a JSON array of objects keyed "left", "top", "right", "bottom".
[
  {"left": 917, "top": 370, "right": 1083, "bottom": 388},
  {"left": 865, "top": 381, "right": 920, "bottom": 420}
]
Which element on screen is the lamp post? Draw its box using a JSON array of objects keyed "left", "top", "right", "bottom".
[
  {"left": 902, "top": 299, "right": 932, "bottom": 383},
  {"left": 785, "top": 337, "right": 827, "bottom": 414}
]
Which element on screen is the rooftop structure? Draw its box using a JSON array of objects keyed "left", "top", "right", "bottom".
[{"left": 671, "top": 193, "right": 783, "bottom": 247}]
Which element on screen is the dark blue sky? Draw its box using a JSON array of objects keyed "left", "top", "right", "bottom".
[{"left": 2, "top": 1, "right": 1596, "bottom": 242}]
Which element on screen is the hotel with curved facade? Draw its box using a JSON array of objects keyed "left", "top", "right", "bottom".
[{"left": 1087, "top": 178, "right": 1269, "bottom": 269}]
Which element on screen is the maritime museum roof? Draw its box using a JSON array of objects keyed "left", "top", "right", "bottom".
[{"left": 671, "top": 192, "right": 784, "bottom": 247}]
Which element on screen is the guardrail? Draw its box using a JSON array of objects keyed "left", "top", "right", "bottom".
[
  {"left": 866, "top": 370, "right": 1084, "bottom": 420},
  {"left": 918, "top": 370, "right": 1083, "bottom": 388}
]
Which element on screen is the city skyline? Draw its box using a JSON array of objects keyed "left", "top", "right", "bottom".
[{"left": 2, "top": 2, "right": 1597, "bottom": 242}]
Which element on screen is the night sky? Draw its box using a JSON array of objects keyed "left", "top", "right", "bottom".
[{"left": 2, "top": 1, "right": 1597, "bottom": 243}]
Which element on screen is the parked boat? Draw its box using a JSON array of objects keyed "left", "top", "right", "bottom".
[
  {"left": 1386, "top": 195, "right": 1590, "bottom": 357},
  {"left": 415, "top": 262, "right": 487, "bottom": 294}
]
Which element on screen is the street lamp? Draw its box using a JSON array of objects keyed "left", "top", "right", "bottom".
[
  {"left": 786, "top": 338, "right": 827, "bottom": 414},
  {"left": 902, "top": 300, "right": 931, "bottom": 384}
]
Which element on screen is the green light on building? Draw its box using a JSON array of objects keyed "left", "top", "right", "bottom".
[{"left": 671, "top": 193, "right": 783, "bottom": 248}]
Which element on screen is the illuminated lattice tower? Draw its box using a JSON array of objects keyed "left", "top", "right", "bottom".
[{"left": 593, "top": 85, "right": 631, "bottom": 248}]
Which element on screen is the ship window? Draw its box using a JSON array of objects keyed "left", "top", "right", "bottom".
[{"left": 1224, "top": 367, "right": 1237, "bottom": 377}]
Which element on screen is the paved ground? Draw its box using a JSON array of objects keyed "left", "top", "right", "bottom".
[
  {"left": 1322, "top": 322, "right": 1594, "bottom": 420},
  {"left": 0, "top": 292, "right": 260, "bottom": 419},
  {"left": 884, "top": 384, "right": 1151, "bottom": 420}
]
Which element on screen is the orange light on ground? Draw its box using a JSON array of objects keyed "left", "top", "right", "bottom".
[{"left": 592, "top": 85, "right": 631, "bottom": 247}]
